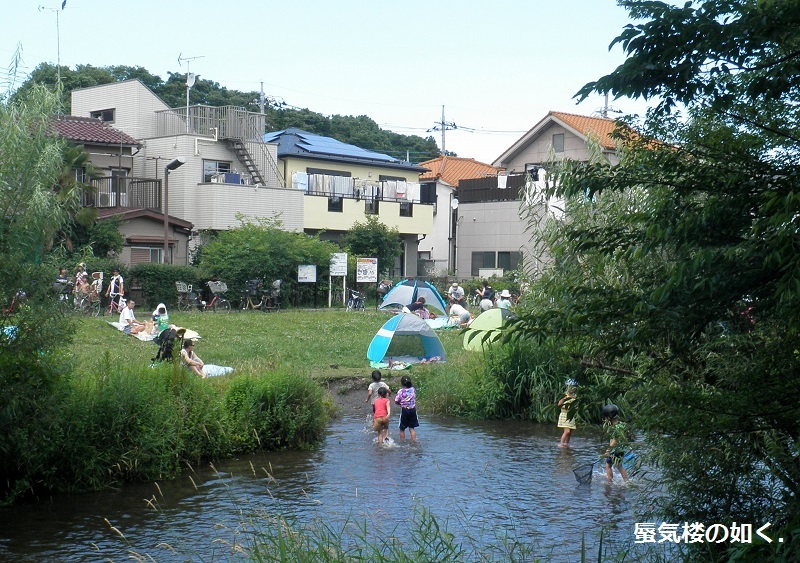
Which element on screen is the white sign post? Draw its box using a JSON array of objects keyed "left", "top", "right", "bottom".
[{"left": 329, "top": 253, "right": 347, "bottom": 307}]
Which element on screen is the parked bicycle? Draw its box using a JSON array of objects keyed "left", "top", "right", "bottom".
[
  {"left": 240, "top": 279, "right": 280, "bottom": 312},
  {"left": 175, "top": 280, "right": 231, "bottom": 312},
  {"left": 346, "top": 289, "right": 366, "bottom": 312},
  {"left": 105, "top": 294, "right": 127, "bottom": 316}
]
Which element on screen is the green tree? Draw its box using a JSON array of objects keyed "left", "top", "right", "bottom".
[
  {"left": 511, "top": 1, "right": 800, "bottom": 559},
  {"left": 343, "top": 216, "right": 403, "bottom": 277},
  {"left": 196, "top": 217, "right": 338, "bottom": 298}
]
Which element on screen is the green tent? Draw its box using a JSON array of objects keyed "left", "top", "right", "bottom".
[{"left": 462, "top": 308, "right": 514, "bottom": 351}]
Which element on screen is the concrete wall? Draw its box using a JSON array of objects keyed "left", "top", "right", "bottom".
[
  {"left": 455, "top": 200, "right": 550, "bottom": 278},
  {"left": 139, "top": 136, "right": 302, "bottom": 232},
  {"left": 304, "top": 194, "right": 431, "bottom": 235},
  {"left": 71, "top": 80, "right": 169, "bottom": 140},
  {"left": 281, "top": 156, "right": 420, "bottom": 184},
  {"left": 416, "top": 180, "right": 455, "bottom": 276}
]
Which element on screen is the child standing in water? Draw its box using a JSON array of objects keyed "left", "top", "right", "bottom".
[
  {"left": 394, "top": 375, "right": 419, "bottom": 441},
  {"left": 557, "top": 379, "right": 578, "bottom": 447},
  {"left": 603, "top": 404, "right": 631, "bottom": 483},
  {"left": 365, "top": 370, "right": 391, "bottom": 405},
  {"left": 372, "top": 387, "right": 391, "bottom": 443}
]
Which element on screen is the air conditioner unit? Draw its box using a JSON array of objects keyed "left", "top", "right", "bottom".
[{"left": 98, "top": 193, "right": 111, "bottom": 207}]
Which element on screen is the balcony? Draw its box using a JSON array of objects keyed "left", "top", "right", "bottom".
[
  {"left": 298, "top": 174, "right": 433, "bottom": 205},
  {"left": 458, "top": 174, "right": 526, "bottom": 203},
  {"left": 81, "top": 176, "right": 162, "bottom": 210}
]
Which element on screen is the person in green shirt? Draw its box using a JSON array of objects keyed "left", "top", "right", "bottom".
[{"left": 603, "top": 404, "right": 631, "bottom": 483}]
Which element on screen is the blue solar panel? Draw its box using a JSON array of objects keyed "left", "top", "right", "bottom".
[{"left": 264, "top": 128, "right": 397, "bottom": 162}]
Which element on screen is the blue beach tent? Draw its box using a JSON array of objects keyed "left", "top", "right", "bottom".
[
  {"left": 378, "top": 279, "right": 447, "bottom": 315},
  {"left": 367, "top": 313, "right": 447, "bottom": 363}
]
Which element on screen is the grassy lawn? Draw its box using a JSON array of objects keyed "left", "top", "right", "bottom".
[{"left": 71, "top": 309, "right": 473, "bottom": 383}]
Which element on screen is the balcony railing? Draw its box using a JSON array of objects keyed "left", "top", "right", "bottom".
[
  {"left": 155, "top": 105, "right": 267, "bottom": 139},
  {"left": 298, "top": 175, "right": 433, "bottom": 205},
  {"left": 81, "top": 177, "right": 162, "bottom": 210},
  {"left": 458, "top": 174, "right": 526, "bottom": 203}
]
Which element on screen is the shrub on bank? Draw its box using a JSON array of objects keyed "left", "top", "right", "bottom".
[{"left": 0, "top": 357, "right": 329, "bottom": 503}]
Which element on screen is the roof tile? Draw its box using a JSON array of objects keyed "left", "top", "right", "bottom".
[
  {"left": 50, "top": 116, "right": 140, "bottom": 147},
  {"left": 417, "top": 155, "right": 500, "bottom": 186}
]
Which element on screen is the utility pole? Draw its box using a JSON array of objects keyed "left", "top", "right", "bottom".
[{"left": 428, "top": 105, "right": 457, "bottom": 156}]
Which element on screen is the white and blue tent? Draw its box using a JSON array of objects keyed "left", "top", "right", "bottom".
[
  {"left": 367, "top": 313, "right": 447, "bottom": 364},
  {"left": 378, "top": 279, "right": 448, "bottom": 315}
]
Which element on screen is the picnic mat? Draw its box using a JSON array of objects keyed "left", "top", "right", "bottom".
[{"left": 107, "top": 322, "right": 200, "bottom": 342}]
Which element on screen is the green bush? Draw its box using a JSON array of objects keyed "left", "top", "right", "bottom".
[{"left": 225, "top": 371, "right": 329, "bottom": 451}]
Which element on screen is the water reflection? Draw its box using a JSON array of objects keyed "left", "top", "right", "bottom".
[{"left": 0, "top": 415, "right": 647, "bottom": 561}]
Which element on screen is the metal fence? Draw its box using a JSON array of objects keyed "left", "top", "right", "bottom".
[{"left": 81, "top": 177, "right": 162, "bottom": 210}]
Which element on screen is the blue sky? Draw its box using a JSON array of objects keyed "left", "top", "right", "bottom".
[{"left": 2, "top": 0, "right": 652, "bottom": 163}]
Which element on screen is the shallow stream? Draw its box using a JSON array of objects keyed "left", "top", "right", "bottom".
[{"left": 0, "top": 414, "right": 643, "bottom": 561}]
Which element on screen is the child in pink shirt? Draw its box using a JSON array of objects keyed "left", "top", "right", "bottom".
[{"left": 372, "top": 387, "right": 391, "bottom": 443}]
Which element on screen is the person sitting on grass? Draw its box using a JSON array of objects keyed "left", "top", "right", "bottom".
[
  {"left": 119, "top": 299, "right": 146, "bottom": 335},
  {"left": 180, "top": 339, "right": 206, "bottom": 378}
]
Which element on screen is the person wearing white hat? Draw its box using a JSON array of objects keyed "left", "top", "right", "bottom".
[
  {"left": 447, "top": 281, "right": 466, "bottom": 311},
  {"left": 496, "top": 289, "right": 513, "bottom": 310}
]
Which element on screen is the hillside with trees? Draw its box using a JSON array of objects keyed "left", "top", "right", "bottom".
[{"left": 14, "top": 62, "right": 442, "bottom": 162}]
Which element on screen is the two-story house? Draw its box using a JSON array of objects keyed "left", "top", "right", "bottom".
[
  {"left": 456, "top": 111, "right": 624, "bottom": 278},
  {"left": 50, "top": 115, "right": 194, "bottom": 264},
  {"left": 264, "top": 128, "right": 432, "bottom": 277},
  {"left": 70, "top": 79, "right": 298, "bottom": 264},
  {"left": 417, "top": 155, "right": 501, "bottom": 276}
]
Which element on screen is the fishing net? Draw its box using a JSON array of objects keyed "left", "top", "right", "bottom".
[{"left": 573, "top": 462, "right": 595, "bottom": 484}]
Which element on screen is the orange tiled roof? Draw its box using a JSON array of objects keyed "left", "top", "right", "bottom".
[
  {"left": 417, "top": 155, "right": 500, "bottom": 186},
  {"left": 548, "top": 111, "right": 622, "bottom": 149}
]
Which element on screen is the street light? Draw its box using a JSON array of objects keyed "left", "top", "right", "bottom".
[{"left": 163, "top": 158, "right": 185, "bottom": 263}]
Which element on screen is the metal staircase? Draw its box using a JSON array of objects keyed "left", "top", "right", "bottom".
[{"left": 227, "top": 139, "right": 265, "bottom": 186}]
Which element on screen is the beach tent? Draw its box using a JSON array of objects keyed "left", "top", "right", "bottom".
[
  {"left": 379, "top": 279, "right": 447, "bottom": 314},
  {"left": 463, "top": 308, "right": 514, "bottom": 351},
  {"left": 367, "top": 313, "right": 447, "bottom": 363}
]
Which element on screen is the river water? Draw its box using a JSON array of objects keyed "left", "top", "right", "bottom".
[{"left": 0, "top": 415, "right": 646, "bottom": 561}]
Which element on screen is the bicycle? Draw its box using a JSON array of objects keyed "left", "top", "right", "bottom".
[
  {"left": 73, "top": 288, "right": 102, "bottom": 317},
  {"left": 105, "top": 293, "right": 126, "bottom": 316},
  {"left": 175, "top": 281, "right": 196, "bottom": 312},
  {"left": 204, "top": 280, "right": 231, "bottom": 312},
  {"left": 346, "top": 289, "right": 366, "bottom": 312}
]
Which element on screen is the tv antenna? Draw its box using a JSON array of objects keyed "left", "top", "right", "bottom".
[
  {"left": 39, "top": 2, "right": 68, "bottom": 84},
  {"left": 178, "top": 54, "right": 204, "bottom": 132}
]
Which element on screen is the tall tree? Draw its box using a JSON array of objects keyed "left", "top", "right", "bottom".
[
  {"left": 343, "top": 216, "right": 403, "bottom": 277},
  {"left": 513, "top": 1, "right": 800, "bottom": 558}
]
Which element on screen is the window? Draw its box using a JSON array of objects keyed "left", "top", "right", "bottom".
[
  {"left": 131, "top": 247, "right": 163, "bottom": 264},
  {"left": 399, "top": 202, "right": 413, "bottom": 217},
  {"left": 307, "top": 167, "right": 351, "bottom": 178},
  {"left": 420, "top": 183, "right": 437, "bottom": 204},
  {"left": 365, "top": 199, "right": 379, "bottom": 215},
  {"left": 73, "top": 167, "right": 87, "bottom": 184},
  {"left": 497, "top": 251, "right": 522, "bottom": 271},
  {"left": 90, "top": 108, "right": 115, "bottom": 122},
  {"left": 552, "top": 133, "right": 564, "bottom": 153},
  {"left": 203, "top": 160, "right": 231, "bottom": 183},
  {"left": 379, "top": 174, "right": 406, "bottom": 181},
  {"left": 328, "top": 196, "right": 343, "bottom": 212},
  {"left": 471, "top": 252, "right": 496, "bottom": 276}
]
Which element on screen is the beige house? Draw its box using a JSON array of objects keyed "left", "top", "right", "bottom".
[
  {"left": 51, "top": 115, "right": 193, "bottom": 265},
  {"left": 265, "top": 128, "right": 432, "bottom": 277},
  {"left": 70, "top": 80, "right": 300, "bottom": 264},
  {"left": 456, "top": 111, "right": 625, "bottom": 278}
]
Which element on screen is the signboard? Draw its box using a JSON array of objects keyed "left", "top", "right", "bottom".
[
  {"left": 356, "top": 258, "right": 378, "bottom": 283},
  {"left": 298, "top": 264, "right": 317, "bottom": 283},
  {"left": 330, "top": 252, "right": 348, "bottom": 276}
]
